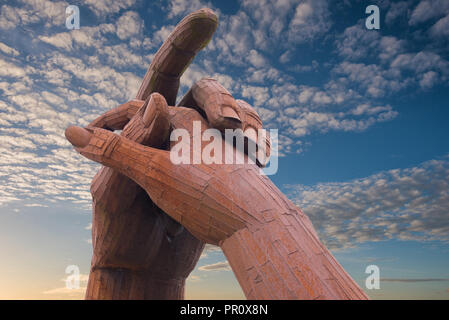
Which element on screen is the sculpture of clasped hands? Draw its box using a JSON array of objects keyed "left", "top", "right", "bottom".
[{"left": 66, "top": 8, "right": 369, "bottom": 300}]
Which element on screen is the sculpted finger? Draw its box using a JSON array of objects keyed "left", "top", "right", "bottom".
[
  {"left": 185, "top": 80, "right": 270, "bottom": 166},
  {"left": 90, "top": 93, "right": 171, "bottom": 205},
  {"left": 190, "top": 78, "right": 242, "bottom": 132},
  {"left": 65, "top": 126, "right": 167, "bottom": 193},
  {"left": 136, "top": 8, "right": 218, "bottom": 104},
  {"left": 123, "top": 92, "right": 171, "bottom": 148},
  {"left": 236, "top": 99, "right": 271, "bottom": 167},
  {"left": 88, "top": 99, "right": 144, "bottom": 130}
]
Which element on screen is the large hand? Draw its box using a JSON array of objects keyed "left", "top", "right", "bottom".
[
  {"left": 84, "top": 77, "right": 270, "bottom": 299},
  {"left": 83, "top": 9, "right": 218, "bottom": 299},
  {"left": 66, "top": 88, "right": 369, "bottom": 300}
]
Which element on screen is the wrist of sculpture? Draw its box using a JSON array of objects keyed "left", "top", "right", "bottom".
[
  {"left": 221, "top": 209, "right": 369, "bottom": 300},
  {"left": 85, "top": 267, "right": 187, "bottom": 300}
]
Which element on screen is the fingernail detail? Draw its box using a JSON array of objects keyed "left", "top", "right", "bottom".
[
  {"left": 65, "top": 126, "right": 92, "bottom": 148},
  {"left": 143, "top": 93, "right": 166, "bottom": 127},
  {"left": 222, "top": 106, "right": 240, "bottom": 120}
]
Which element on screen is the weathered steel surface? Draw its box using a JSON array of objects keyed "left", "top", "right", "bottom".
[
  {"left": 135, "top": 8, "right": 218, "bottom": 104},
  {"left": 70, "top": 8, "right": 369, "bottom": 300},
  {"left": 83, "top": 8, "right": 217, "bottom": 299},
  {"left": 67, "top": 90, "right": 368, "bottom": 299}
]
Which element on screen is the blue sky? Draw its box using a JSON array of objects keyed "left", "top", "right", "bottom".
[{"left": 0, "top": 0, "right": 448, "bottom": 299}]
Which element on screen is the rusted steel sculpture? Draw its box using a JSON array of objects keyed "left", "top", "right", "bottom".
[
  {"left": 82, "top": 9, "right": 217, "bottom": 300},
  {"left": 66, "top": 8, "right": 369, "bottom": 300}
]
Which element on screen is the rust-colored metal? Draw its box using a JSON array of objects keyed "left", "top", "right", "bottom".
[
  {"left": 135, "top": 9, "right": 218, "bottom": 105},
  {"left": 69, "top": 8, "right": 369, "bottom": 300},
  {"left": 83, "top": 9, "right": 217, "bottom": 300},
  {"left": 66, "top": 96, "right": 369, "bottom": 299}
]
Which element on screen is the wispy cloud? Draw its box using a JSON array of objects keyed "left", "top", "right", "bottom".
[
  {"left": 381, "top": 278, "right": 449, "bottom": 283},
  {"left": 409, "top": 0, "right": 449, "bottom": 26},
  {"left": 287, "top": 156, "right": 449, "bottom": 250},
  {"left": 1, "top": 0, "right": 448, "bottom": 213},
  {"left": 42, "top": 273, "right": 89, "bottom": 296},
  {"left": 0, "top": 0, "right": 68, "bottom": 30},
  {"left": 198, "top": 261, "right": 231, "bottom": 272},
  {"left": 42, "top": 286, "right": 87, "bottom": 296},
  {"left": 85, "top": 0, "right": 136, "bottom": 17}
]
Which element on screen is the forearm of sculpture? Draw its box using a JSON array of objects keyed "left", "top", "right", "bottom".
[
  {"left": 221, "top": 210, "right": 369, "bottom": 300},
  {"left": 85, "top": 267, "right": 186, "bottom": 299},
  {"left": 216, "top": 170, "right": 369, "bottom": 300},
  {"left": 85, "top": 197, "right": 203, "bottom": 300}
]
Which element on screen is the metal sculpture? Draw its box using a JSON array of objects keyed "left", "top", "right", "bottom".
[{"left": 65, "top": 8, "right": 369, "bottom": 300}]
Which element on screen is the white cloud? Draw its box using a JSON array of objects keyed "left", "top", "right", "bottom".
[
  {"left": 187, "top": 275, "right": 202, "bottom": 282},
  {"left": 379, "top": 36, "right": 405, "bottom": 61},
  {"left": 286, "top": 105, "right": 396, "bottom": 138},
  {"left": 335, "top": 21, "right": 448, "bottom": 96},
  {"left": 333, "top": 61, "right": 408, "bottom": 97},
  {"left": 391, "top": 51, "right": 449, "bottom": 75},
  {"left": 38, "top": 24, "right": 116, "bottom": 51},
  {"left": 419, "top": 71, "right": 439, "bottom": 89},
  {"left": 20, "top": 0, "right": 68, "bottom": 26},
  {"left": 409, "top": 0, "right": 449, "bottom": 25},
  {"left": 0, "top": 0, "right": 447, "bottom": 206},
  {"left": 167, "top": 0, "right": 214, "bottom": 19},
  {"left": 116, "top": 11, "right": 143, "bottom": 40},
  {"left": 24, "top": 203, "right": 49, "bottom": 207},
  {"left": 204, "top": 244, "right": 221, "bottom": 252},
  {"left": 336, "top": 24, "right": 404, "bottom": 62},
  {"left": 39, "top": 33, "right": 73, "bottom": 50},
  {"left": 98, "top": 44, "right": 151, "bottom": 68},
  {"left": 153, "top": 25, "right": 175, "bottom": 45},
  {"left": 385, "top": 1, "right": 409, "bottom": 25},
  {"left": 42, "top": 273, "right": 89, "bottom": 296},
  {"left": 199, "top": 243, "right": 221, "bottom": 259},
  {"left": 85, "top": 0, "right": 136, "bottom": 17},
  {"left": 430, "top": 14, "right": 449, "bottom": 37},
  {"left": 0, "top": 1, "right": 68, "bottom": 30},
  {"left": 198, "top": 261, "right": 231, "bottom": 271},
  {"left": 241, "top": 85, "right": 269, "bottom": 107},
  {"left": 42, "top": 286, "right": 87, "bottom": 296},
  {"left": 247, "top": 50, "right": 267, "bottom": 68},
  {"left": 287, "top": 156, "right": 449, "bottom": 249},
  {"left": 279, "top": 50, "right": 292, "bottom": 64},
  {"left": 0, "top": 59, "right": 28, "bottom": 78},
  {"left": 288, "top": 0, "right": 330, "bottom": 44},
  {"left": 0, "top": 6, "right": 173, "bottom": 211},
  {"left": 0, "top": 42, "right": 19, "bottom": 56}
]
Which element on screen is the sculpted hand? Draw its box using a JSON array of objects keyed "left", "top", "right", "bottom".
[
  {"left": 66, "top": 89, "right": 369, "bottom": 300},
  {"left": 82, "top": 9, "right": 218, "bottom": 299},
  {"left": 71, "top": 8, "right": 368, "bottom": 300}
]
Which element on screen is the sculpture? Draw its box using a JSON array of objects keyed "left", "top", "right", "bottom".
[{"left": 65, "top": 8, "right": 369, "bottom": 300}]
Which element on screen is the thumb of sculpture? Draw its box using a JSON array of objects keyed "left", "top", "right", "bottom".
[{"left": 65, "top": 126, "right": 92, "bottom": 148}]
